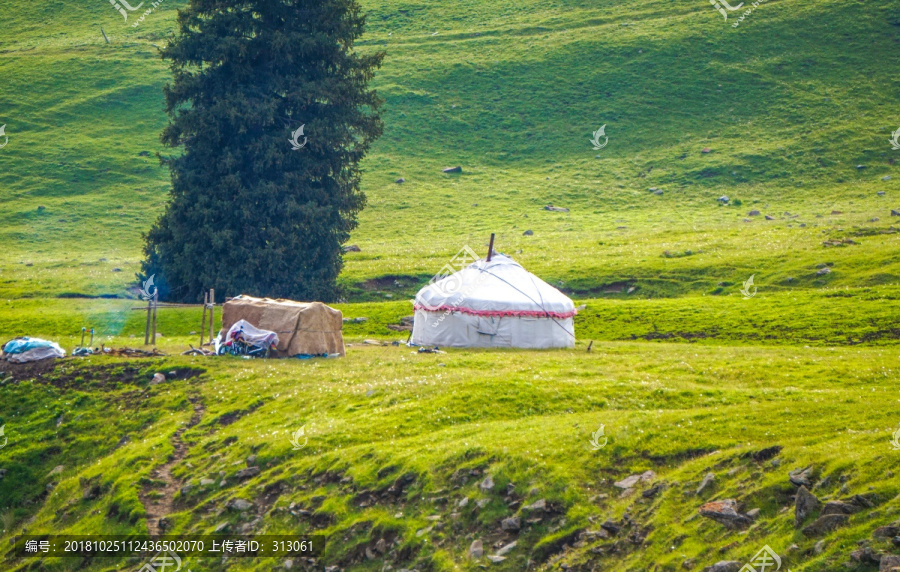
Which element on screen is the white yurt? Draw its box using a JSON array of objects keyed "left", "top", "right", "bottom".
[{"left": 411, "top": 254, "right": 576, "bottom": 349}]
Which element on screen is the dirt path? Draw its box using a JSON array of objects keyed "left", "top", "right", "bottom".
[{"left": 139, "top": 396, "right": 205, "bottom": 536}]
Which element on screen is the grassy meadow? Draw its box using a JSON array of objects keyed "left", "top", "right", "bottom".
[{"left": 1, "top": 0, "right": 899, "bottom": 570}]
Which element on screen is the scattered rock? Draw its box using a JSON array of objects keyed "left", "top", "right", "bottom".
[
  {"left": 283, "top": 559, "right": 294, "bottom": 569},
  {"left": 883, "top": 176, "right": 892, "bottom": 181},
  {"left": 717, "top": 196, "right": 729, "bottom": 203},
  {"left": 214, "top": 522, "right": 229, "bottom": 532},
  {"left": 487, "top": 555, "right": 506, "bottom": 563},
  {"left": 816, "top": 267, "right": 832, "bottom": 275},
  {"left": 790, "top": 466, "right": 814, "bottom": 487},
  {"left": 701, "top": 147, "right": 712, "bottom": 154},
  {"left": 480, "top": 475, "right": 494, "bottom": 491},
  {"left": 614, "top": 470, "right": 655, "bottom": 489},
  {"left": 200, "top": 478, "right": 215, "bottom": 486},
  {"left": 150, "top": 373, "right": 166, "bottom": 384},
  {"left": 696, "top": 473, "right": 716, "bottom": 495},
  {"left": 698, "top": 499, "right": 753, "bottom": 529},
  {"left": 752, "top": 445, "right": 782, "bottom": 462},
  {"left": 495, "top": 541, "right": 517, "bottom": 556},
  {"left": 795, "top": 486, "right": 821, "bottom": 527},
  {"left": 851, "top": 548, "right": 878, "bottom": 564},
  {"left": 802, "top": 513, "right": 848, "bottom": 536},
  {"left": 226, "top": 498, "right": 254, "bottom": 511},
  {"left": 643, "top": 483, "right": 664, "bottom": 498},
  {"left": 857, "top": 165, "right": 866, "bottom": 169},
  {"left": 112, "top": 267, "right": 122, "bottom": 272},
  {"left": 874, "top": 525, "right": 899, "bottom": 538},
  {"left": 600, "top": 520, "right": 620, "bottom": 536},
  {"left": 764, "top": 215, "right": 775, "bottom": 220},
  {"left": 47, "top": 465, "right": 64, "bottom": 477},
  {"left": 892, "top": 209, "right": 900, "bottom": 217},
  {"left": 235, "top": 467, "right": 260, "bottom": 479},
  {"left": 468, "top": 539, "right": 483, "bottom": 559},
  {"left": 395, "top": 178, "right": 405, "bottom": 184},
  {"left": 653, "top": 189, "right": 664, "bottom": 195},
  {"left": 501, "top": 516, "right": 521, "bottom": 532},
  {"left": 813, "top": 540, "right": 825, "bottom": 555},
  {"left": 746, "top": 508, "right": 761, "bottom": 520},
  {"left": 523, "top": 230, "right": 533, "bottom": 236},
  {"left": 343, "top": 244, "right": 361, "bottom": 252},
  {"left": 544, "top": 204, "right": 570, "bottom": 212},
  {"left": 822, "top": 500, "right": 863, "bottom": 515},
  {"left": 522, "top": 499, "right": 546, "bottom": 512},
  {"left": 442, "top": 166, "right": 463, "bottom": 173},
  {"left": 880, "top": 555, "right": 900, "bottom": 572},
  {"left": 748, "top": 210, "right": 761, "bottom": 216},
  {"left": 458, "top": 497, "right": 469, "bottom": 508}
]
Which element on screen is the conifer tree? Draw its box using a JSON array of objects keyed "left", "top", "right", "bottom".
[{"left": 141, "top": 0, "right": 384, "bottom": 302}]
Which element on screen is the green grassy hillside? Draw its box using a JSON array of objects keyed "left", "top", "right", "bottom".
[
  {"left": 1, "top": 0, "right": 898, "bottom": 299},
  {"left": 1, "top": 0, "right": 900, "bottom": 570}
]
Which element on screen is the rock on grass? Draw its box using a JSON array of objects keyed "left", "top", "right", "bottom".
[
  {"left": 802, "top": 513, "right": 848, "bottom": 536},
  {"left": 795, "top": 486, "right": 821, "bottom": 527},
  {"left": 698, "top": 499, "right": 753, "bottom": 530}
]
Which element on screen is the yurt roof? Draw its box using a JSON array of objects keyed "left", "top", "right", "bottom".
[{"left": 414, "top": 254, "right": 575, "bottom": 318}]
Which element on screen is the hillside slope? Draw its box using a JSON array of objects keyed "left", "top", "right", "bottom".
[{"left": 0, "top": 0, "right": 898, "bottom": 299}]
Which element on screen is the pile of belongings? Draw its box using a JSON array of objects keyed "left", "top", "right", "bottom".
[
  {"left": 103, "top": 347, "right": 166, "bottom": 357},
  {"left": 215, "top": 319, "right": 279, "bottom": 358},
  {"left": 2, "top": 337, "right": 66, "bottom": 363}
]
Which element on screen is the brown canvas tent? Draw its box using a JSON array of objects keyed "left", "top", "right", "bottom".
[{"left": 221, "top": 295, "right": 345, "bottom": 357}]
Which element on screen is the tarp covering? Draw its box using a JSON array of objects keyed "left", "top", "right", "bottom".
[
  {"left": 412, "top": 254, "right": 576, "bottom": 349},
  {"left": 221, "top": 295, "right": 345, "bottom": 357},
  {"left": 2, "top": 337, "right": 66, "bottom": 363}
]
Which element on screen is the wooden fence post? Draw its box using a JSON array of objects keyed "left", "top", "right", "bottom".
[
  {"left": 200, "top": 291, "right": 208, "bottom": 347},
  {"left": 144, "top": 299, "right": 152, "bottom": 345},
  {"left": 151, "top": 294, "right": 158, "bottom": 346},
  {"left": 209, "top": 288, "right": 215, "bottom": 344}
]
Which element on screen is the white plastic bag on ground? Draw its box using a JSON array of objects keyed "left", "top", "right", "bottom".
[{"left": 218, "top": 319, "right": 279, "bottom": 351}]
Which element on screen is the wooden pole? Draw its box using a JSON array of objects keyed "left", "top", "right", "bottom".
[
  {"left": 151, "top": 294, "right": 158, "bottom": 346},
  {"left": 486, "top": 233, "right": 495, "bottom": 262},
  {"left": 200, "top": 291, "right": 208, "bottom": 347},
  {"left": 144, "top": 300, "right": 152, "bottom": 345},
  {"left": 209, "top": 288, "right": 215, "bottom": 344}
]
